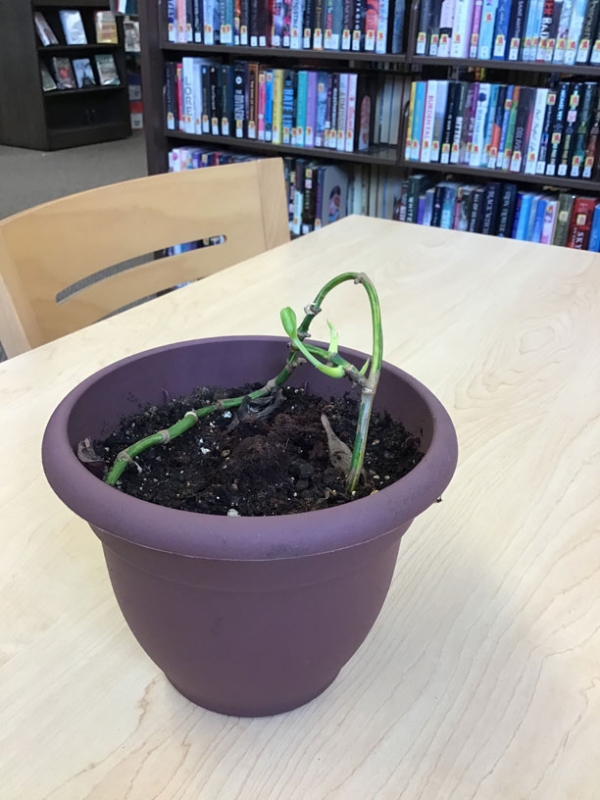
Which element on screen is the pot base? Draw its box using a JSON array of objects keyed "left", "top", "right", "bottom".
[{"left": 168, "top": 673, "right": 339, "bottom": 718}]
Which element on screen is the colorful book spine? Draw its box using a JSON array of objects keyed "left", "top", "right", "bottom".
[
  {"left": 420, "top": 81, "right": 438, "bottom": 163},
  {"left": 282, "top": 69, "right": 295, "bottom": 144},
  {"left": 557, "top": 83, "right": 582, "bottom": 176},
  {"left": 510, "top": 85, "right": 535, "bottom": 172},
  {"left": 282, "top": 0, "right": 292, "bottom": 44},
  {"left": 571, "top": 83, "right": 596, "bottom": 175},
  {"left": 431, "top": 80, "right": 449, "bottom": 162},
  {"left": 525, "top": 88, "right": 549, "bottom": 174},
  {"left": 540, "top": 198, "right": 559, "bottom": 243},
  {"left": 327, "top": 73, "right": 339, "bottom": 147},
  {"left": 470, "top": 83, "right": 491, "bottom": 167},
  {"left": 233, "top": 61, "right": 246, "bottom": 138},
  {"left": 478, "top": 0, "right": 499, "bottom": 58},
  {"left": 315, "top": 72, "right": 328, "bottom": 146},
  {"left": 247, "top": 61, "right": 258, "bottom": 139},
  {"left": 264, "top": 68, "right": 274, "bottom": 142},
  {"left": 306, "top": 71, "right": 318, "bottom": 148},
  {"left": 460, "top": 81, "right": 478, "bottom": 164},
  {"left": 546, "top": 82, "right": 569, "bottom": 175},
  {"left": 482, "top": 83, "right": 499, "bottom": 166},
  {"left": 416, "top": 0, "right": 432, "bottom": 53},
  {"left": 536, "top": 88, "right": 558, "bottom": 172},
  {"left": 429, "top": 0, "right": 443, "bottom": 53},
  {"left": 588, "top": 203, "right": 600, "bottom": 250},
  {"left": 177, "top": 0, "right": 187, "bottom": 42},
  {"left": 336, "top": 73, "right": 348, "bottom": 150},
  {"left": 345, "top": 73, "right": 358, "bottom": 151},
  {"left": 564, "top": 0, "right": 589, "bottom": 64},
  {"left": 410, "top": 81, "right": 427, "bottom": 161},
  {"left": 507, "top": 0, "right": 527, "bottom": 59},
  {"left": 290, "top": 0, "right": 303, "bottom": 47},
  {"left": 240, "top": 0, "right": 249, "bottom": 42},
  {"left": 576, "top": 0, "right": 600, "bottom": 61},
  {"left": 364, "top": 0, "right": 378, "bottom": 51},
  {"left": 341, "top": 0, "right": 353, "bottom": 48},
  {"left": 553, "top": 0, "right": 574, "bottom": 61},
  {"left": 272, "top": 68, "right": 283, "bottom": 143},
  {"left": 492, "top": 0, "right": 511, "bottom": 58},
  {"left": 452, "top": 0, "right": 475, "bottom": 57},
  {"left": 438, "top": 0, "right": 456, "bottom": 57},
  {"left": 295, "top": 70, "right": 308, "bottom": 146},
  {"left": 168, "top": 0, "right": 177, "bottom": 41},
  {"left": 536, "top": 0, "right": 555, "bottom": 61},
  {"left": 405, "top": 80, "right": 417, "bottom": 160},
  {"left": 487, "top": 83, "right": 507, "bottom": 168},
  {"left": 351, "top": 0, "right": 363, "bottom": 50},
  {"left": 302, "top": 0, "right": 314, "bottom": 47},
  {"left": 257, "top": 68, "right": 266, "bottom": 140},
  {"left": 553, "top": 192, "right": 575, "bottom": 244},
  {"left": 583, "top": 93, "right": 600, "bottom": 176},
  {"left": 502, "top": 85, "right": 520, "bottom": 169},
  {"left": 440, "top": 82, "right": 457, "bottom": 164},
  {"left": 451, "top": 82, "right": 469, "bottom": 164},
  {"left": 567, "top": 196, "right": 596, "bottom": 248},
  {"left": 376, "top": 0, "right": 389, "bottom": 53},
  {"left": 469, "top": 0, "right": 484, "bottom": 56},
  {"left": 391, "top": 0, "right": 405, "bottom": 52}
]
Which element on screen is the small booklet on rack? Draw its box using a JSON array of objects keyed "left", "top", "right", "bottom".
[
  {"left": 95, "top": 53, "right": 120, "bottom": 85},
  {"left": 59, "top": 10, "right": 88, "bottom": 44},
  {"left": 34, "top": 12, "right": 59, "bottom": 46},
  {"left": 94, "top": 11, "right": 118, "bottom": 43},
  {"left": 52, "top": 57, "right": 77, "bottom": 89},
  {"left": 123, "top": 18, "right": 141, "bottom": 52},
  {"left": 40, "top": 63, "right": 58, "bottom": 92},
  {"left": 73, "top": 58, "right": 97, "bottom": 87}
]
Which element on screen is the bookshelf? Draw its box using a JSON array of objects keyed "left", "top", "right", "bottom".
[
  {"left": 139, "top": 0, "right": 600, "bottom": 247},
  {"left": 0, "top": 0, "right": 131, "bottom": 150}
]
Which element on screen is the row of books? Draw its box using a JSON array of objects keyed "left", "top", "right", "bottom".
[
  {"left": 416, "top": 0, "right": 600, "bottom": 65},
  {"left": 166, "top": 0, "right": 406, "bottom": 53},
  {"left": 34, "top": 10, "right": 118, "bottom": 46},
  {"left": 405, "top": 79, "right": 600, "bottom": 179},
  {"left": 40, "top": 54, "right": 121, "bottom": 92},
  {"left": 166, "top": 59, "right": 409, "bottom": 149},
  {"left": 394, "top": 173, "right": 600, "bottom": 248}
]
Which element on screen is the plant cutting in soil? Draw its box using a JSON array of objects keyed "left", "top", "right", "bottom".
[{"left": 86, "top": 272, "right": 424, "bottom": 516}]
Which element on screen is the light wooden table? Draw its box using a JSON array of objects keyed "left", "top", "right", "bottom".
[{"left": 1, "top": 216, "right": 599, "bottom": 799}]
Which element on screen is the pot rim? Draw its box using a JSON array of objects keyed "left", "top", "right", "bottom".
[{"left": 42, "top": 336, "right": 458, "bottom": 561}]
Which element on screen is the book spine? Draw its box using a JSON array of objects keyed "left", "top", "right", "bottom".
[
  {"left": 570, "top": 82, "right": 596, "bottom": 175},
  {"left": 202, "top": 0, "right": 213, "bottom": 43},
  {"left": 272, "top": 0, "right": 284, "bottom": 44},
  {"left": 576, "top": 0, "right": 600, "bottom": 61},
  {"left": 233, "top": 0, "right": 241, "bottom": 42},
  {"left": 536, "top": 0, "right": 555, "bottom": 61},
  {"left": 376, "top": 0, "right": 390, "bottom": 53},
  {"left": 351, "top": 0, "right": 364, "bottom": 50},
  {"left": 328, "top": 72, "right": 340, "bottom": 147},
  {"left": 531, "top": 197, "right": 547, "bottom": 242},
  {"left": 168, "top": 0, "right": 177, "bottom": 41},
  {"left": 177, "top": 0, "right": 187, "bottom": 41},
  {"left": 313, "top": 0, "right": 324, "bottom": 46},
  {"left": 558, "top": 83, "right": 582, "bottom": 176},
  {"left": 522, "top": 0, "right": 540, "bottom": 58},
  {"left": 220, "top": 64, "right": 233, "bottom": 135},
  {"left": 428, "top": 0, "right": 443, "bottom": 53},
  {"left": 441, "top": 185, "right": 457, "bottom": 229},
  {"left": 430, "top": 183, "right": 445, "bottom": 227},
  {"left": 420, "top": 80, "right": 438, "bottom": 163},
  {"left": 192, "top": 0, "right": 203, "bottom": 40},
  {"left": 540, "top": 198, "right": 559, "bottom": 242},
  {"left": 405, "top": 80, "right": 417, "bottom": 160},
  {"left": 342, "top": 0, "right": 353, "bottom": 48},
  {"left": 302, "top": 167, "right": 314, "bottom": 234},
  {"left": 492, "top": 0, "right": 511, "bottom": 58},
  {"left": 296, "top": 70, "right": 308, "bottom": 146},
  {"left": 186, "top": 0, "right": 194, "bottom": 41},
  {"left": 258, "top": 0, "right": 269, "bottom": 44},
  {"left": 487, "top": 83, "right": 507, "bottom": 167},
  {"left": 257, "top": 68, "right": 266, "bottom": 140},
  {"left": 219, "top": 0, "right": 232, "bottom": 42},
  {"left": 272, "top": 68, "right": 284, "bottom": 143},
  {"left": 410, "top": 81, "right": 427, "bottom": 161},
  {"left": 315, "top": 72, "right": 328, "bottom": 146},
  {"left": 530, "top": 0, "right": 546, "bottom": 58},
  {"left": 200, "top": 64, "right": 210, "bottom": 132},
  {"left": 192, "top": 59, "right": 202, "bottom": 134},
  {"left": 564, "top": 0, "right": 588, "bottom": 64},
  {"left": 438, "top": 0, "right": 456, "bottom": 57},
  {"left": 249, "top": 0, "right": 259, "bottom": 43},
  {"left": 470, "top": 83, "right": 491, "bottom": 167},
  {"left": 469, "top": 0, "right": 484, "bottom": 55},
  {"left": 452, "top": 0, "right": 475, "bottom": 57},
  {"left": 364, "top": 0, "right": 378, "bottom": 51},
  {"left": 460, "top": 81, "right": 478, "bottom": 164},
  {"left": 544, "top": 0, "right": 562, "bottom": 59},
  {"left": 333, "top": 0, "right": 344, "bottom": 49},
  {"left": 391, "top": 0, "right": 406, "bottom": 52},
  {"left": 507, "top": 0, "right": 527, "bottom": 58},
  {"left": 440, "top": 82, "right": 457, "bottom": 164},
  {"left": 291, "top": 0, "right": 303, "bottom": 47},
  {"left": 282, "top": 0, "right": 292, "bottom": 44},
  {"left": 247, "top": 61, "right": 258, "bottom": 138},
  {"left": 431, "top": 80, "right": 449, "bottom": 162},
  {"left": 545, "top": 82, "right": 569, "bottom": 174},
  {"left": 510, "top": 85, "right": 534, "bottom": 172},
  {"left": 553, "top": 0, "right": 573, "bottom": 59},
  {"left": 345, "top": 72, "right": 358, "bottom": 151},
  {"left": 233, "top": 61, "right": 247, "bottom": 138},
  {"left": 282, "top": 69, "right": 295, "bottom": 143},
  {"left": 325, "top": 73, "right": 335, "bottom": 146},
  {"left": 240, "top": 0, "right": 249, "bottom": 41},
  {"left": 182, "top": 58, "right": 194, "bottom": 134},
  {"left": 416, "top": 0, "right": 432, "bottom": 54},
  {"left": 496, "top": 83, "right": 513, "bottom": 164},
  {"left": 583, "top": 92, "right": 600, "bottom": 176},
  {"left": 306, "top": 71, "right": 318, "bottom": 147},
  {"left": 303, "top": 0, "right": 314, "bottom": 46},
  {"left": 591, "top": 25, "right": 600, "bottom": 62},
  {"left": 524, "top": 88, "right": 548, "bottom": 173},
  {"left": 497, "top": 183, "right": 517, "bottom": 236},
  {"left": 482, "top": 84, "right": 499, "bottom": 166},
  {"left": 482, "top": 182, "right": 500, "bottom": 234},
  {"left": 553, "top": 192, "right": 574, "bottom": 244},
  {"left": 478, "top": 0, "right": 499, "bottom": 58},
  {"left": 536, "top": 88, "right": 557, "bottom": 171},
  {"left": 502, "top": 85, "right": 521, "bottom": 169},
  {"left": 208, "top": 65, "right": 220, "bottom": 134},
  {"left": 264, "top": 68, "right": 274, "bottom": 141},
  {"left": 567, "top": 197, "right": 596, "bottom": 248},
  {"left": 165, "top": 63, "right": 177, "bottom": 130},
  {"left": 336, "top": 73, "right": 348, "bottom": 149}
]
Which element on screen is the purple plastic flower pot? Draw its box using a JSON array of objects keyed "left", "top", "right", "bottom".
[{"left": 42, "top": 336, "right": 458, "bottom": 717}]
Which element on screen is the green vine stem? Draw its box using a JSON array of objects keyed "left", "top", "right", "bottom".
[{"left": 104, "top": 272, "right": 383, "bottom": 495}]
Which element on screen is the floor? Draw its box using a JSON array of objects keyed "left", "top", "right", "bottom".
[{"left": 0, "top": 132, "right": 147, "bottom": 359}]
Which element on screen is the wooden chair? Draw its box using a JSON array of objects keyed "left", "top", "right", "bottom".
[{"left": 0, "top": 158, "right": 289, "bottom": 358}]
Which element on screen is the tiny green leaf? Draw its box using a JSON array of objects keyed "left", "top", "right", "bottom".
[
  {"left": 327, "top": 320, "right": 339, "bottom": 354},
  {"left": 280, "top": 306, "right": 298, "bottom": 339},
  {"left": 359, "top": 358, "right": 370, "bottom": 377}
]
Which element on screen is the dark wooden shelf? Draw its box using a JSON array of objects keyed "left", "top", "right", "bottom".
[
  {"left": 166, "top": 129, "right": 401, "bottom": 165},
  {"left": 161, "top": 42, "right": 407, "bottom": 64},
  {"left": 34, "top": 0, "right": 109, "bottom": 7},
  {"left": 410, "top": 54, "right": 600, "bottom": 77},
  {"left": 44, "top": 85, "right": 125, "bottom": 97},
  {"left": 402, "top": 158, "right": 600, "bottom": 192},
  {"left": 48, "top": 120, "right": 131, "bottom": 148},
  {"left": 38, "top": 43, "right": 120, "bottom": 52}
]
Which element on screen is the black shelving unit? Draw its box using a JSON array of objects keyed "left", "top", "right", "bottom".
[{"left": 0, "top": 0, "right": 131, "bottom": 150}]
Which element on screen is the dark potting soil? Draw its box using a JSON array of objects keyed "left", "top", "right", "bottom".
[{"left": 94, "top": 385, "right": 424, "bottom": 516}]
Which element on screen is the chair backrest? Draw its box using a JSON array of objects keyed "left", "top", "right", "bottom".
[{"left": 0, "top": 158, "right": 289, "bottom": 357}]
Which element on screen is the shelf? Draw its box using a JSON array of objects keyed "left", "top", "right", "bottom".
[
  {"left": 410, "top": 54, "right": 600, "bottom": 77},
  {"left": 166, "top": 130, "right": 401, "bottom": 165},
  {"left": 402, "top": 159, "right": 600, "bottom": 192},
  {"left": 161, "top": 42, "right": 407, "bottom": 64},
  {"left": 47, "top": 120, "right": 131, "bottom": 149},
  {"left": 34, "top": 0, "right": 110, "bottom": 6},
  {"left": 44, "top": 85, "right": 125, "bottom": 97},
  {"left": 38, "top": 43, "right": 120, "bottom": 52}
]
